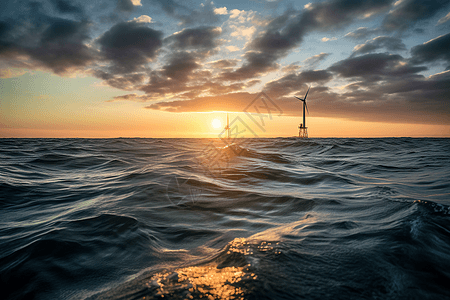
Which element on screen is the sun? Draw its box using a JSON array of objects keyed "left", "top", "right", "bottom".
[{"left": 212, "top": 118, "right": 222, "bottom": 129}]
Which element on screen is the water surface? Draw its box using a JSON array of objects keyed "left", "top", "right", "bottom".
[{"left": 1, "top": 138, "right": 449, "bottom": 299}]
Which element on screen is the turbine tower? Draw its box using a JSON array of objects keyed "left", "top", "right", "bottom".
[
  {"left": 224, "top": 112, "right": 230, "bottom": 139},
  {"left": 294, "top": 86, "right": 310, "bottom": 138}
]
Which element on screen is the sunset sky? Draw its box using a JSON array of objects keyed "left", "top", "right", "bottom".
[{"left": 1, "top": 0, "right": 450, "bottom": 138}]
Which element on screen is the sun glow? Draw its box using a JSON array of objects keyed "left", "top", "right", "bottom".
[{"left": 212, "top": 118, "right": 222, "bottom": 129}]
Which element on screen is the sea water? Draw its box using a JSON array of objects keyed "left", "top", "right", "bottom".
[{"left": 1, "top": 138, "right": 449, "bottom": 299}]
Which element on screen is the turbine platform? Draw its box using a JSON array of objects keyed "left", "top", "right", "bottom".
[{"left": 298, "top": 125, "right": 308, "bottom": 138}]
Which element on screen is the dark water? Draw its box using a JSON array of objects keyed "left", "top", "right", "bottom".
[{"left": 1, "top": 138, "right": 450, "bottom": 300}]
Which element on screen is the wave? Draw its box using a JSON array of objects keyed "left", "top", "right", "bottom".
[{"left": 0, "top": 138, "right": 449, "bottom": 299}]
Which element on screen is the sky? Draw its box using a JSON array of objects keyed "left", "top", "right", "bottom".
[{"left": 1, "top": 0, "right": 450, "bottom": 138}]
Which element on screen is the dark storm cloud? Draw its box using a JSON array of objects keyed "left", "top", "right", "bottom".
[
  {"left": 0, "top": 14, "right": 96, "bottom": 74},
  {"left": 351, "top": 36, "right": 406, "bottom": 56},
  {"left": 114, "top": 50, "right": 253, "bottom": 101},
  {"left": 138, "top": 51, "right": 201, "bottom": 97},
  {"left": 165, "top": 27, "right": 222, "bottom": 50},
  {"left": 308, "top": 70, "right": 450, "bottom": 124},
  {"left": 142, "top": 60, "right": 450, "bottom": 125},
  {"left": 97, "top": 21, "right": 163, "bottom": 74},
  {"left": 41, "top": 19, "right": 89, "bottom": 43},
  {"left": 96, "top": 25, "right": 223, "bottom": 91},
  {"left": 148, "top": 47, "right": 448, "bottom": 124},
  {"left": 218, "top": 51, "right": 279, "bottom": 81},
  {"left": 264, "top": 70, "right": 333, "bottom": 97},
  {"left": 27, "top": 19, "right": 95, "bottom": 73},
  {"left": 162, "top": 51, "right": 200, "bottom": 80},
  {"left": 50, "top": 0, "right": 83, "bottom": 15},
  {"left": 328, "top": 53, "right": 427, "bottom": 80},
  {"left": 410, "top": 33, "right": 450, "bottom": 69},
  {"left": 0, "top": 21, "right": 12, "bottom": 51},
  {"left": 272, "top": 68, "right": 450, "bottom": 124},
  {"left": 116, "top": 0, "right": 135, "bottom": 12},
  {"left": 382, "top": 0, "right": 450, "bottom": 31}
]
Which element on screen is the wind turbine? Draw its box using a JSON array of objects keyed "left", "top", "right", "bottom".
[
  {"left": 224, "top": 112, "right": 230, "bottom": 139},
  {"left": 294, "top": 86, "right": 310, "bottom": 138}
]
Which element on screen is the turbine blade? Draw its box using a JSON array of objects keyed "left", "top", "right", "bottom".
[
  {"left": 294, "top": 96, "right": 304, "bottom": 101},
  {"left": 304, "top": 86, "right": 311, "bottom": 100},
  {"left": 305, "top": 102, "right": 309, "bottom": 114}
]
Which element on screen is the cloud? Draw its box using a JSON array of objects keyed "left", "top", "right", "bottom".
[
  {"left": 281, "top": 63, "right": 302, "bottom": 73},
  {"left": 100, "top": 23, "right": 227, "bottom": 101},
  {"left": 214, "top": 7, "right": 228, "bottom": 15},
  {"left": 410, "top": 33, "right": 450, "bottom": 69},
  {"left": 132, "top": 15, "right": 153, "bottom": 23},
  {"left": 351, "top": 36, "right": 406, "bottom": 56},
  {"left": 107, "top": 93, "right": 150, "bottom": 102},
  {"left": 139, "top": 0, "right": 224, "bottom": 25},
  {"left": 226, "top": 45, "right": 240, "bottom": 52},
  {"left": 344, "top": 27, "right": 380, "bottom": 40},
  {"left": 437, "top": 12, "right": 450, "bottom": 25},
  {"left": 310, "top": 70, "right": 450, "bottom": 124},
  {"left": 144, "top": 92, "right": 256, "bottom": 112},
  {"left": 177, "top": 0, "right": 223, "bottom": 25},
  {"left": 144, "top": 68, "right": 450, "bottom": 125},
  {"left": 109, "top": 51, "right": 255, "bottom": 102},
  {"left": 328, "top": 53, "right": 426, "bottom": 80},
  {"left": 0, "top": 16, "right": 96, "bottom": 74},
  {"left": 321, "top": 37, "right": 337, "bottom": 42},
  {"left": 207, "top": 1, "right": 394, "bottom": 85},
  {"left": 264, "top": 70, "right": 333, "bottom": 97},
  {"left": 0, "top": 66, "right": 27, "bottom": 78},
  {"left": 165, "top": 26, "right": 222, "bottom": 51},
  {"left": 232, "top": 0, "right": 395, "bottom": 82},
  {"left": 135, "top": 51, "right": 203, "bottom": 99},
  {"left": 251, "top": 0, "right": 393, "bottom": 53},
  {"left": 117, "top": 0, "right": 135, "bottom": 12},
  {"left": 230, "top": 25, "right": 256, "bottom": 40},
  {"left": 50, "top": 0, "right": 83, "bottom": 15},
  {"left": 148, "top": 0, "right": 183, "bottom": 15},
  {"left": 303, "top": 53, "right": 330, "bottom": 69},
  {"left": 96, "top": 72, "right": 147, "bottom": 90},
  {"left": 218, "top": 51, "right": 279, "bottom": 81},
  {"left": 229, "top": 9, "right": 248, "bottom": 21},
  {"left": 208, "top": 59, "right": 240, "bottom": 68},
  {"left": 97, "top": 21, "right": 163, "bottom": 74},
  {"left": 162, "top": 52, "right": 200, "bottom": 80},
  {"left": 382, "top": 0, "right": 450, "bottom": 31}
]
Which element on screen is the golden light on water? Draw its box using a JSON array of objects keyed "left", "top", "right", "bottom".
[
  {"left": 148, "top": 265, "right": 253, "bottom": 300},
  {"left": 146, "top": 238, "right": 272, "bottom": 299}
]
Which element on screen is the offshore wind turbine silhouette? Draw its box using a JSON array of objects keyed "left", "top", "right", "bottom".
[
  {"left": 224, "top": 112, "right": 230, "bottom": 139},
  {"left": 294, "top": 86, "right": 310, "bottom": 138}
]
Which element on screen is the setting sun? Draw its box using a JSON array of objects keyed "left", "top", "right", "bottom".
[{"left": 212, "top": 118, "right": 222, "bottom": 129}]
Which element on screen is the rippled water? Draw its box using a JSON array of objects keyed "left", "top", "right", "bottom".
[{"left": 1, "top": 138, "right": 449, "bottom": 299}]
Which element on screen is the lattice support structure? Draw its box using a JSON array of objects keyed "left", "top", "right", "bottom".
[{"left": 298, "top": 126, "right": 308, "bottom": 138}]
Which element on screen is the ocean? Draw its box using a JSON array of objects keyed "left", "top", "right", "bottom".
[{"left": 1, "top": 138, "right": 449, "bottom": 299}]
